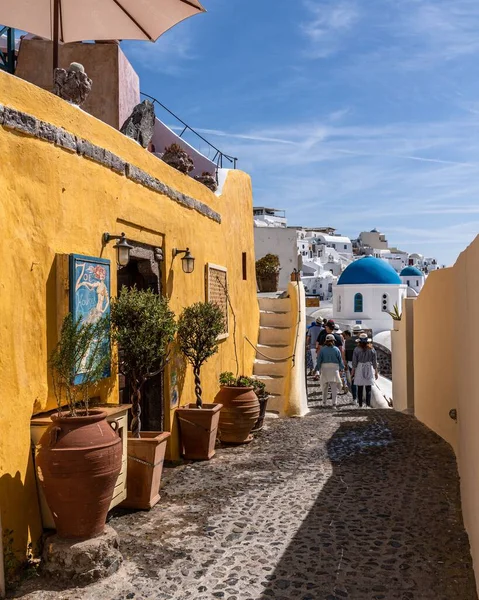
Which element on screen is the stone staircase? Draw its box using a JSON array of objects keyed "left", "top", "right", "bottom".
[{"left": 253, "top": 296, "right": 292, "bottom": 415}]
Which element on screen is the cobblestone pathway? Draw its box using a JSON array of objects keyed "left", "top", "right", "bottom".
[{"left": 17, "top": 385, "right": 477, "bottom": 600}]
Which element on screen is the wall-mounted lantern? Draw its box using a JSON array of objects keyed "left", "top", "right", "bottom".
[
  {"left": 173, "top": 247, "right": 195, "bottom": 274},
  {"left": 103, "top": 232, "right": 133, "bottom": 267}
]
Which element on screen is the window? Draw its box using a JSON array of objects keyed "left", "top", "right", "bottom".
[
  {"left": 312, "top": 288, "right": 316, "bottom": 294},
  {"left": 206, "top": 263, "right": 229, "bottom": 339},
  {"left": 344, "top": 245, "right": 347, "bottom": 250},
  {"left": 354, "top": 293, "right": 363, "bottom": 312},
  {"left": 319, "top": 283, "right": 323, "bottom": 289},
  {"left": 242, "top": 252, "right": 247, "bottom": 280},
  {"left": 337, "top": 295, "right": 342, "bottom": 312},
  {"left": 382, "top": 293, "right": 388, "bottom": 312},
  {"left": 407, "top": 280, "right": 410, "bottom": 287},
  {"left": 416, "top": 280, "right": 419, "bottom": 286}
]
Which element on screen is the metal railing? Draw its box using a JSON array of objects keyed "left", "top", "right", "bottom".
[
  {"left": 141, "top": 92, "right": 238, "bottom": 170},
  {"left": 0, "top": 27, "right": 16, "bottom": 74}
]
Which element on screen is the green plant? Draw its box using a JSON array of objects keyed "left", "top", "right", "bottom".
[
  {"left": 110, "top": 287, "right": 176, "bottom": 437},
  {"left": 2, "top": 531, "right": 39, "bottom": 591},
  {"left": 177, "top": 302, "right": 225, "bottom": 408},
  {"left": 219, "top": 372, "right": 266, "bottom": 391},
  {"left": 49, "top": 313, "right": 110, "bottom": 416},
  {"left": 388, "top": 304, "right": 402, "bottom": 321},
  {"left": 255, "top": 254, "right": 280, "bottom": 278}
]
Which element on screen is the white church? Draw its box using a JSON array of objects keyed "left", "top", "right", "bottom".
[{"left": 332, "top": 256, "right": 409, "bottom": 334}]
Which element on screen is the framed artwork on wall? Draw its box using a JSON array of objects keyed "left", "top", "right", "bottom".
[{"left": 69, "top": 254, "right": 111, "bottom": 384}]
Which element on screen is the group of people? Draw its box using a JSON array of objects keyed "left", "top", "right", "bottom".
[{"left": 306, "top": 318, "right": 379, "bottom": 408}]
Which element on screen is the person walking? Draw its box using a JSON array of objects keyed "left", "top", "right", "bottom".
[
  {"left": 317, "top": 333, "right": 344, "bottom": 409},
  {"left": 344, "top": 325, "right": 362, "bottom": 401},
  {"left": 306, "top": 318, "right": 323, "bottom": 377},
  {"left": 351, "top": 333, "right": 378, "bottom": 407}
]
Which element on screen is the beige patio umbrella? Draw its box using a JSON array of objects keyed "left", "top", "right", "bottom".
[{"left": 0, "top": 0, "right": 205, "bottom": 69}]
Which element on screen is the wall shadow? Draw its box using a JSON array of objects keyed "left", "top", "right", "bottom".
[{"left": 258, "top": 410, "right": 477, "bottom": 600}]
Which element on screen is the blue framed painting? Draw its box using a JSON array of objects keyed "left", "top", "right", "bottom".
[{"left": 69, "top": 254, "right": 111, "bottom": 384}]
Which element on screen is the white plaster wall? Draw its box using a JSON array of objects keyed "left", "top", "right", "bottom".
[
  {"left": 254, "top": 227, "right": 300, "bottom": 290},
  {"left": 332, "top": 284, "right": 408, "bottom": 334},
  {"left": 400, "top": 275, "right": 425, "bottom": 294}
]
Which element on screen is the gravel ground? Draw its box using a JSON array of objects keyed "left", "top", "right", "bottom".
[{"left": 14, "top": 381, "right": 477, "bottom": 600}]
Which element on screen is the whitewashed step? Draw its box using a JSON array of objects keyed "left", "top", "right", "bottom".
[
  {"left": 260, "top": 310, "right": 290, "bottom": 328},
  {"left": 253, "top": 375, "right": 286, "bottom": 395},
  {"left": 256, "top": 344, "right": 291, "bottom": 360},
  {"left": 265, "top": 394, "right": 286, "bottom": 414},
  {"left": 253, "top": 359, "right": 288, "bottom": 377},
  {"left": 259, "top": 326, "right": 290, "bottom": 346},
  {"left": 258, "top": 297, "right": 291, "bottom": 312}
]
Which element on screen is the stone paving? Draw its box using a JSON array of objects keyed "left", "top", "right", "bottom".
[{"left": 15, "top": 383, "right": 477, "bottom": 600}]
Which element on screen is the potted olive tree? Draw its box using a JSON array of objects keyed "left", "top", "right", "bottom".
[
  {"left": 37, "top": 314, "right": 122, "bottom": 539},
  {"left": 110, "top": 287, "right": 176, "bottom": 509},
  {"left": 176, "top": 302, "right": 225, "bottom": 460},
  {"left": 256, "top": 254, "right": 280, "bottom": 292},
  {"left": 216, "top": 373, "right": 260, "bottom": 443}
]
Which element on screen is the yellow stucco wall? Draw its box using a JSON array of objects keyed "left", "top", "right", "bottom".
[
  {"left": 413, "top": 267, "right": 458, "bottom": 452},
  {"left": 0, "top": 72, "right": 259, "bottom": 553}
]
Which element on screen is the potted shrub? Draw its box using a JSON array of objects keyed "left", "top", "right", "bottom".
[
  {"left": 216, "top": 373, "right": 260, "bottom": 443},
  {"left": 256, "top": 254, "right": 280, "bottom": 292},
  {"left": 250, "top": 379, "right": 270, "bottom": 433},
  {"left": 176, "top": 302, "right": 225, "bottom": 460},
  {"left": 388, "top": 304, "right": 402, "bottom": 331},
  {"left": 110, "top": 287, "right": 176, "bottom": 509},
  {"left": 37, "top": 314, "right": 122, "bottom": 539},
  {"left": 194, "top": 171, "right": 218, "bottom": 192},
  {"left": 161, "top": 143, "right": 194, "bottom": 174}
]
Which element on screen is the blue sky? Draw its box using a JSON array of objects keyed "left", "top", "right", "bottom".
[{"left": 123, "top": 0, "right": 479, "bottom": 266}]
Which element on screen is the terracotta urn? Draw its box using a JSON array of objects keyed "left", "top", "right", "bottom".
[
  {"left": 36, "top": 410, "right": 122, "bottom": 539},
  {"left": 216, "top": 386, "right": 260, "bottom": 444}
]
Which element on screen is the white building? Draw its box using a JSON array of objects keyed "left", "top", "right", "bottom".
[
  {"left": 332, "top": 256, "right": 408, "bottom": 334},
  {"left": 254, "top": 226, "right": 300, "bottom": 291},
  {"left": 399, "top": 266, "right": 425, "bottom": 296},
  {"left": 253, "top": 207, "right": 287, "bottom": 228}
]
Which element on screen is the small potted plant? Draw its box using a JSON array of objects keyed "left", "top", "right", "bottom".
[
  {"left": 176, "top": 302, "right": 225, "bottom": 460},
  {"left": 388, "top": 304, "right": 402, "bottom": 331},
  {"left": 37, "top": 314, "right": 122, "bottom": 539},
  {"left": 250, "top": 379, "right": 270, "bottom": 433},
  {"left": 161, "top": 142, "right": 194, "bottom": 174},
  {"left": 194, "top": 171, "right": 218, "bottom": 192},
  {"left": 256, "top": 254, "right": 280, "bottom": 292},
  {"left": 110, "top": 287, "right": 176, "bottom": 509},
  {"left": 216, "top": 373, "right": 260, "bottom": 444}
]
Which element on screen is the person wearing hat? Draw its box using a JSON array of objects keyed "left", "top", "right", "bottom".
[
  {"left": 316, "top": 333, "right": 345, "bottom": 408},
  {"left": 306, "top": 317, "right": 324, "bottom": 377},
  {"left": 343, "top": 325, "right": 362, "bottom": 399},
  {"left": 351, "top": 333, "right": 378, "bottom": 407},
  {"left": 316, "top": 320, "right": 344, "bottom": 363}
]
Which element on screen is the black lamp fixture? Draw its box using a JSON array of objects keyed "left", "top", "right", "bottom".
[
  {"left": 173, "top": 247, "right": 195, "bottom": 274},
  {"left": 103, "top": 232, "right": 133, "bottom": 267}
]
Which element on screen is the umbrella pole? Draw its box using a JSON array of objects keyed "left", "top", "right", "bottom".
[{"left": 53, "top": 0, "right": 59, "bottom": 74}]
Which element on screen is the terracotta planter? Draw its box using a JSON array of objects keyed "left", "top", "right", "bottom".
[
  {"left": 257, "top": 273, "right": 279, "bottom": 293},
  {"left": 176, "top": 403, "right": 222, "bottom": 460},
  {"left": 251, "top": 395, "right": 270, "bottom": 433},
  {"left": 120, "top": 431, "right": 170, "bottom": 510},
  {"left": 36, "top": 410, "right": 122, "bottom": 539},
  {"left": 216, "top": 386, "right": 260, "bottom": 444}
]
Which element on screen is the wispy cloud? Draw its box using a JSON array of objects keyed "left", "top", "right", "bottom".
[
  {"left": 300, "top": 0, "right": 359, "bottom": 58},
  {"left": 122, "top": 26, "right": 196, "bottom": 76}
]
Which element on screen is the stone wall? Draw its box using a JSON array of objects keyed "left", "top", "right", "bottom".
[{"left": 374, "top": 343, "right": 392, "bottom": 380}]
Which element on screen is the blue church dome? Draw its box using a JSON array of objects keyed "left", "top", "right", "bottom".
[
  {"left": 400, "top": 266, "right": 423, "bottom": 277},
  {"left": 338, "top": 256, "right": 402, "bottom": 286}
]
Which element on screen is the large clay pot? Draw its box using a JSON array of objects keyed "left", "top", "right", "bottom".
[
  {"left": 216, "top": 386, "right": 260, "bottom": 444},
  {"left": 251, "top": 395, "right": 270, "bottom": 433},
  {"left": 257, "top": 273, "right": 279, "bottom": 293},
  {"left": 176, "top": 403, "right": 222, "bottom": 460},
  {"left": 120, "top": 431, "right": 171, "bottom": 510},
  {"left": 36, "top": 411, "right": 122, "bottom": 539}
]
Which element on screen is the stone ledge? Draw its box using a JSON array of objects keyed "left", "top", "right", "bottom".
[
  {"left": 1, "top": 105, "right": 221, "bottom": 223},
  {"left": 41, "top": 525, "right": 122, "bottom": 585}
]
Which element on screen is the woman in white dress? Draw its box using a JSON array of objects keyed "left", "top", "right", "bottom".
[
  {"left": 317, "top": 333, "right": 345, "bottom": 408},
  {"left": 351, "top": 333, "right": 378, "bottom": 407}
]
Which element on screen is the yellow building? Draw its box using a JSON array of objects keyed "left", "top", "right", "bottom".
[{"left": 0, "top": 70, "right": 259, "bottom": 555}]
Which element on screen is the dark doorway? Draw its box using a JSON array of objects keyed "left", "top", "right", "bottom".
[{"left": 117, "top": 244, "right": 164, "bottom": 432}]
